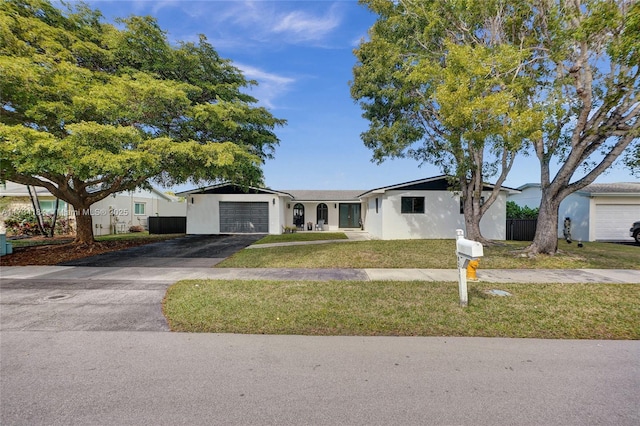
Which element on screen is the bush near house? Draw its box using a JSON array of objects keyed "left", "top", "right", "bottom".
[
  {"left": 128, "top": 225, "right": 145, "bottom": 233},
  {"left": 3, "top": 210, "right": 70, "bottom": 236},
  {"left": 506, "top": 201, "right": 539, "bottom": 219}
]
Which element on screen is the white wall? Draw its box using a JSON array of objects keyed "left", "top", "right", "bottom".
[
  {"left": 363, "top": 195, "right": 384, "bottom": 238},
  {"left": 558, "top": 193, "right": 590, "bottom": 242},
  {"left": 509, "top": 187, "right": 591, "bottom": 241},
  {"left": 368, "top": 190, "right": 506, "bottom": 240},
  {"left": 91, "top": 189, "right": 186, "bottom": 236},
  {"left": 186, "top": 193, "right": 283, "bottom": 235}
]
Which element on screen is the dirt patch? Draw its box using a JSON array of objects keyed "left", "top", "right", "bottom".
[{"left": 1, "top": 237, "right": 174, "bottom": 266}]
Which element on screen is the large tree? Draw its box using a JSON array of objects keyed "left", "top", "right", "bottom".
[
  {"left": 0, "top": 0, "right": 285, "bottom": 244},
  {"left": 351, "top": 0, "right": 541, "bottom": 243},
  {"left": 352, "top": 0, "right": 639, "bottom": 250},
  {"left": 525, "top": 0, "right": 639, "bottom": 254}
]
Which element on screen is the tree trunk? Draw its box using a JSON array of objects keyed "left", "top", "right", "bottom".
[
  {"left": 74, "top": 206, "right": 95, "bottom": 245},
  {"left": 50, "top": 198, "right": 60, "bottom": 238},
  {"left": 464, "top": 212, "right": 484, "bottom": 242},
  {"left": 26, "top": 185, "right": 47, "bottom": 236},
  {"left": 526, "top": 190, "right": 560, "bottom": 254}
]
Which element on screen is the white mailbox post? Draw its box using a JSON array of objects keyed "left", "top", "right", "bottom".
[{"left": 455, "top": 229, "right": 484, "bottom": 307}]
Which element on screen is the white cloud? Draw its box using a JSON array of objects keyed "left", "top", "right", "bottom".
[
  {"left": 236, "top": 64, "right": 296, "bottom": 109},
  {"left": 212, "top": 1, "right": 343, "bottom": 45},
  {"left": 272, "top": 7, "right": 341, "bottom": 42}
]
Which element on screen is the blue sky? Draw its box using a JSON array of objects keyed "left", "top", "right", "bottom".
[{"left": 73, "top": 0, "right": 636, "bottom": 191}]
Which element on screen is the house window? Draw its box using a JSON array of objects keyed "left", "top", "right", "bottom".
[
  {"left": 38, "top": 200, "right": 67, "bottom": 214},
  {"left": 375, "top": 198, "right": 379, "bottom": 214},
  {"left": 134, "top": 202, "right": 146, "bottom": 215},
  {"left": 317, "top": 203, "right": 328, "bottom": 224},
  {"left": 401, "top": 197, "right": 425, "bottom": 214},
  {"left": 459, "top": 197, "right": 485, "bottom": 214}
]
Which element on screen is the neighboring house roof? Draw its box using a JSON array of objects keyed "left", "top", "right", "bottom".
[
  {"left": 1, "top": 181, "right": 179, "bottom": 201},
  {"left": 580, "top": 182, "right": 640, "bottom": 196},
  {"left": 516, "top": 182, "right": 640, "bottom": 196},
  {"left": 1, "top": 181, "right": 54, "bottom": 197},
  {"left": 359, "top": 175, "right": 520, "bottom": 197}
]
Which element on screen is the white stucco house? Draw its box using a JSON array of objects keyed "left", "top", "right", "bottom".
[
  {"left": 1, "top": 181, "right": 186, "bottom": 235},
  {"left": 508, "top": 182, "right": 640, "bottom": 242},
  {"left": 177, "top": 176, "right": 516, "bottom": 240}
]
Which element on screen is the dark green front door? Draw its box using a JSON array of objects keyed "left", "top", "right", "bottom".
[{"left": 339, "top": 203, "right": 361, "bottom": 228}]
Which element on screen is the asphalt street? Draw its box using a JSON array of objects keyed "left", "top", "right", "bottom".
[
  {"left": 1, "top": 234, "right": 639, "bottom": 425},
  {"left": 2, "top": 332, "right": 639, "bottom": 426}
]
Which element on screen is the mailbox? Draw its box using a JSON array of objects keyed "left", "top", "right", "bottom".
[
  {"left": 456, "top": 238, "right": 483, "bottom": 260},
  {"left": 455, "top": 229, "right": 484, "bottom": 307}
]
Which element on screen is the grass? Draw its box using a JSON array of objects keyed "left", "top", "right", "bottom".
[
  {"left": 253, "top": 232, "right": 348, "bottom": 244},
  {"left": 163, "top": 279, "right": 640, "bottom": 339},
  {"left": 218, "top": 239, "right": 640, "bottom": 269}
]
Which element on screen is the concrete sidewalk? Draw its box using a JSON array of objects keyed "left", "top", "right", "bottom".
[{"left": 2, "top": 265, "right": 639, "bottom": 283}]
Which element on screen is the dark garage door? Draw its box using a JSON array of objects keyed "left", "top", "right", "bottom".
[{"left": 219, "top": 202, "right": 269, "bottom": 233}]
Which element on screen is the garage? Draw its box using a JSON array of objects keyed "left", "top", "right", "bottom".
[
  {"left": 219, "top": 202, "right": 269, "bottom": 233},
  {"left": 594, "top": 204, "right": 640, "bottom": 240}
]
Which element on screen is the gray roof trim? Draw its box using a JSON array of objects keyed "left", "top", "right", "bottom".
[
  {"left": 281, "top": 190, "right": 366, "bottom": 202},
  {"left": 359, "top": 175, "right": 520, "bottom": 197},
  {"left": 176, "top": 182, "right": 293, "bottom": 198}
]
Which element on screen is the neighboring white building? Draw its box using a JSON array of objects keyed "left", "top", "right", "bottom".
[
  {"left": 0, "top": 181, "right": 186, "bottom": 235},
  {"left": 508, "top": 182, "right": 640, "bottom": 242},
  {"left": 177, "top": 176, "right": 516, "bottom": 240}
]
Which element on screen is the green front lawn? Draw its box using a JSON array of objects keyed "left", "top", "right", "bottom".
[
  {"left": 219, "top": 239, "right": 640, "bottom": 269},
  {"left": 163, "top": 279, "right": 640, "bottom": 339}
]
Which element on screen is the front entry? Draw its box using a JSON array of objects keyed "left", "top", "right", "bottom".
[
  {"left": 293, "top": 203, "right": 305, "bottom": 229},
  {"left": 339, "top": 203, "right": 361, "bottom": 228}
]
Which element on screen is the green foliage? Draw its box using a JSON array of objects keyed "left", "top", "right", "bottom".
[
  {"left": 506, "top": 201, "right": 539, "bottom": 219},
  {"left": 0, "top": 0, "right": 285, "bottom": 242},
  {"left": 351, "top": 0, "right": 544, "bottom": 242},
  {"left": 351, "top": 0, "right": 541, "bottom": 176},
  {"left": 3, "top": 208, "right": 69, "bottom": 236}
]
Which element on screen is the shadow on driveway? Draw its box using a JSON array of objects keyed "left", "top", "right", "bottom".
[{"left": 58, "top": 234, "right": 265, "bottom": 268}]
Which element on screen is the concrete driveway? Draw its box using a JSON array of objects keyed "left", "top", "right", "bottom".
[{"left": 58, "top": 233, "right": 265, "bottom": 267}]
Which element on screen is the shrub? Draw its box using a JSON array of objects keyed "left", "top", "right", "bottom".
[
  {"left": 3, "top": 209, "right": 70, "bottom": 236},
  {"left": 506, "top": 201, "right": 539, "bottom": 219},
  {"left": 129, "top": 225, "right": 144, "bottom": 233}
]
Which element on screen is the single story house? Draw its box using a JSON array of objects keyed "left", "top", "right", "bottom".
[
  {"left": 177, "top": 176, "right": 516, "bottom": 240},
  {"left": 508, "top": 182, "right": 640, "bottom": 242},
  {"left": 0, "top": 181, "right": 186, "bottom": 236}
]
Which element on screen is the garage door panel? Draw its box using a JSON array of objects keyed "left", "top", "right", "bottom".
[
  {"left": 594, "top": 204, "right": 640, "bottom": 240},
  {"left": 220, "top": 202, "right": 268, "bottom": 233}
]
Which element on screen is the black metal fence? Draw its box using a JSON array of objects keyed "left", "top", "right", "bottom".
[
  {"left": 148, "top": 216, "right": 186, "bottom": 234},
  {"left": 506, "top": 219, "right": 537, "bottom": 241}
]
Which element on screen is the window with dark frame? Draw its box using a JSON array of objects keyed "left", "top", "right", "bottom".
[
  {"left": 401, "top": 197, "right": 425, "bottom": 214},
  {"left": 375, "top": 198, "right": 379, "bottom": 213},
  {"left": 317, "top": 203, "right": 328, "bottom": 223}
]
